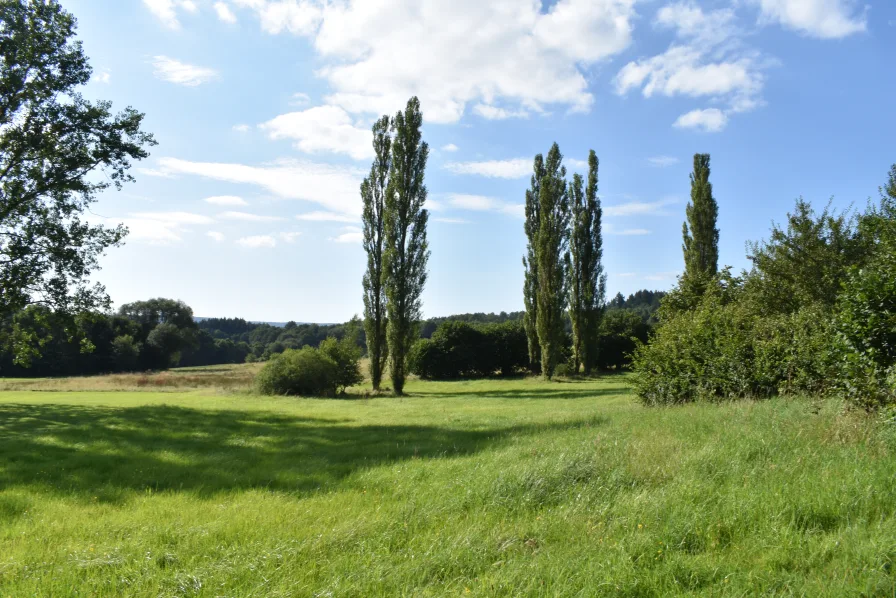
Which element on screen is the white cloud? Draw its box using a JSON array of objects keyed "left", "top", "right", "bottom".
[
  {"left": 152, "top": 56, "right": 218, "bottom": 87},
  {"left": 608, "top": 227, "right": 652, "bottom": 236},
  {"left": 110, "top": 211, "right": 213, "bottom": 244},
  {"left": 93, "top": 70, "right": 111, "bottom": 84},
  {"left": 204, "top": 195, "right": 248, "bottom": 206},
  {"left": 330, "top": 226, "right": 363, "bottom": 244},
  {"left": 207, "top": 231, "right": 226, "bottom": 242},
  {"left": 143, "top": 0, "right": 199, "bottom": 28},
  {"left": 603, "top": 198, "right": 678, "bottom": 217},
  {"left": 473, "top": 104, "right": 529, "bottom": 120},
  {"left": 237, "top": 235, "right": 277, "bottom": 248},
  {"left": 749, "top": 0, "right": 866, "bottom": 38},
  {"left": 446, "top": 194, "right": 523, "bottom": 218},
  {"left": 674, "top": 108, "right": 728, "bottom": 132},
  {"left": 433, "top": 217, "right": 469, "bottom": 224},
  {"left": 279, "top": 231, "right": 302, "bottom": 243},
  {"left": 296, "top": 211, "right": 358, "bottom": 223},
  {"left": 137, "top": 167, "right": 178, "bottom": 179},
  {"left": 233, "top": 124, "right": 251, "bottom": 133},
  {"left": 214, "top": 2, "right": 238, "bottom": 23},
  {"left": 648, "top": 155, "right": 679, "bottom": 167},
  {"left": 218, "top": 211, "right": 284, "bottom": 222},
  {"left": 153, "top": 157, "right": 364, "bottom": 217},
  {"left": 644, "top": 271, "right": 680, "bottom": 281},
  {"left": 445, "top": 158, "right": 531, "bottom": 179},
  {"left": 290, "top": 92, "right": 312, "bottom": 106},
  {"left": 260, "top": 105, "right": 372, "bottom": 160},
  {"left": 441, "top": 143, "right": 459, "bottom": 153},
  {"left": 615, "top": 2, "right": 766, "bottom": 130},
  {"left": 567, "top": 158, "right": 589, "bottom": 170},
  {"left": 234, "top": 0, "right": 637, "bottom": 123}
]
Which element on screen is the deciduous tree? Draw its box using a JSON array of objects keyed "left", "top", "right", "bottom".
[
  {"left": 361, "top": 115, "right": 391, "bottom": 390},
  {"left": 522, "top": 155, "right": 545, "bottom": 373},
  {"left": 682, "top": 154, "right": 719, "bottom": 286},
  {"left": 535, "top": 143, "right": 570, "bottom": 379},
  {"left": 384, "top": 97, "right": 430, "bottom": 395}
]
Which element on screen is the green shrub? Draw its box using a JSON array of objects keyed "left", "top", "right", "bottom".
[
  {"left": 319, "top": 335, "right": 363, "bottom": 394},
  {"left": 254, "top": 347, "right": 337, "bottom": 397},
  {"left": 409, "top": 321, "right": 528, "bottom": 380}
]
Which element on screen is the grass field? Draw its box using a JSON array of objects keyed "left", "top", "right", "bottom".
[{"left": 1, "top": 370, "right": 895, "bottom": 596}]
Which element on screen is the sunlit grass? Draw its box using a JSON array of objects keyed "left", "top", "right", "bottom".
[{"left": 0, "top": 376, "right": 894, "bottom": 596}]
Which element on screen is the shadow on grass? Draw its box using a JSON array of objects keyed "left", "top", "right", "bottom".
[
  {"left": 0, "top": 403, "right": 606, "bottom": 504},
  {"left": 413, "top": 387, "right": 624, "bottom": 400}
]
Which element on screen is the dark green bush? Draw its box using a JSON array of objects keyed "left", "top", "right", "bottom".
[
  {"left": 409, "top": 320, "right": 528, "bottom": 379},
  {"left": 319, "top": 335, "right": 363, "bottom": 394},
  {"left": 255, "top": 347, "right": 338, "bottom": 397}
]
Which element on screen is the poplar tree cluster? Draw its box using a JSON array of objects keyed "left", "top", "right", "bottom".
[
  {"left": 361, "top": 98, "right": 430, "bottom": 395},
  {"left": 523, "top": 144, "right": 605, "bottom": 379}
]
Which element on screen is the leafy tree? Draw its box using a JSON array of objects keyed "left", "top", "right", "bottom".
[
  {"left": 682, "top": 154, "right": 719, "bottom": 288},
  {"left": 255, "top": 347, "right": 338, "bottom": 397},
  {"left": 383, "top": 97, "right": 430, "bottom": 396},
  {"left": 0, "top": 0, "right": 154, "bottom": 348},
  {"left": 319, "top": 318, "right": 364, "bottom": 394},
  {"left": 522, "top": 154, "right": 545, "bottom": 372},
  {"left": 535, "top": 143, "right": 570, "bottom": 379},
  {"left": 745, "top": 199, "right": 863, "bottom": 313},
  {"left": 361, "top": 115, "right": 391, "bottom": 390},
  {"left": 567, "top": 150, "right": 605, "bottom": 374},
  {"left": 146, "top": 322, "right": 192, "bottom": 367},
  {"left": 884, "top": 164, "right": 896, "bottom": 200},
  {"left": 111, "top": 335, "right": 140, "bottom": 371}
]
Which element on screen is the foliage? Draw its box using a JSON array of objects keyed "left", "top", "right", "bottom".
[
  {"left": 383, "top": 97, "right": 430, "bottom": 395},
  {"left": 0, "top": 0, "right": 154, "bottom": 354},
  {"left": 522, "top": 154, "right": 545, "bottom": 372},
  {"left": 254, "top": 347, "right": 338, "bottom": 397},
  {"left": 361, "top": 115, "right": 391, "bottom": 390},
  {"left": 319, "top": 319, "right": 364, "bottom": 394},
  {"left": 596, "top": 309, "right": 648, "bottom": 371},
  {"left": 567, "top": 150, "right": 605, "bottom": 374},
  {"left": 110, "top": 335, "right": 139, "bottom": 371},
  {"left": 682, "top": 154, "right": 719, "bottom": 285},
  {"left": 410, "top": 321, "right": 528, "bottom": 380},
  {"left": 420, "top": 311, "right": 524, "bottom": 339},
  {"left": 535, "top": 143, "right": 570, "bottom": 379}
]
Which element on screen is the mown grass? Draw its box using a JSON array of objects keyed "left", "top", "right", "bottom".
[{"left": 0, "top": 375, "right": 894, "bottom": 596}]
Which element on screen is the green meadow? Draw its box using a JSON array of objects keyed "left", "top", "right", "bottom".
[{"left": 1, "top": 372, "right": 895, "bottom": 597}]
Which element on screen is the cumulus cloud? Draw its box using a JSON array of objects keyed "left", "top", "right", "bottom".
[
  {"left": 93, "top": 70, "right": 111, "bottom": 84},
  {"left": 674, "top": 108, "right": 728, "bottom": 132},
  {"left": 260, "top": 105, "right": 373, "bottom": 160},
  {"left": 152, "top": 56, "right": 218, "bottom": 87},
  {"left": 214, "top": 2, "right": 238, "bottom": 23},
  {"left": 290, "top": 92, "right": 312, "bottom": 106},
  {"left": 279, "top": 231, "right": 302, "bottom": 243},
  {"left": 207, "top": 231, "right": 226, "bottom": 242},
  {"left": 237, "top": 235, "right": 277, "bottom": 248},
  {"left": 233, "top": 124, "right": 251, "bottom": 133},
  {"left": 107, "top": 211, "right": 214, "bottom": 244},
  {"left": 445, "top": 158, "right": 531, "bottom": 179},
  {"left": 231, "top": 0, "right": 637, "bottom": 123},
  {"left": 615, "top": 2, "right": 767, "bottom": 131},
  {"left": 749, "top": 0, "right": 866, "bottom": 38},
  {"left": 152, "top": 157, "right": 364, "bottom": 217},
  {"left": 143, "top": 0, "right": 198, "bottom": 28},
  {"left": 441, "top": 144, "right": 459, "bottom": 152},
  {"left": 473, "top": 104, "right": 529, "bottom": 120}
]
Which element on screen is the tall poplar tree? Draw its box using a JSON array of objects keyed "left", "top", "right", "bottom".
[
  {"left": 682, "top": 153, "right": 719, "bottom": 281},
  {"left": 567, "top": 150, "right": 606, "bottom": 374},
  {"left": 522, "top": 154, "right": 546, "bottom": 372},
  {"left": 361, "top": 115, "right": 391, "bottom": 391},
  {"left": 535, "top": 143, "right": 570, "bottom": 380},
  {"left": 383, "top": 97, "right": 430, "bottom": 396}
]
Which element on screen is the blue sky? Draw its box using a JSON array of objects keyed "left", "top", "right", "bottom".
[{"left": 66, "top": 0, "right": 895, "bottom": 322}]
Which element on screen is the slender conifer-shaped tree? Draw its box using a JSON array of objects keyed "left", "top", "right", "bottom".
[
  {"left": 567, "top": 150, "right": 606, "bottom": 374},
  {"left": 383, "top": 97, "right": 430, "bottom": 395},
  {"left": 535, "top": 143, "right": 570, "bottom": 379},
  {"left": 522, "top": 154, "right": 546, "bottom": 372},
  {"left": 682, "top": 153, "right": 719, "bottom": 282},
  {"left": 361, "top": 115, "right": 391, "bottom": 390}
]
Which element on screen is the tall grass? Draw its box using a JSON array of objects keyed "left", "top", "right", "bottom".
[{"left": 0, "top": 377, "right": 894, "bottom": 596}]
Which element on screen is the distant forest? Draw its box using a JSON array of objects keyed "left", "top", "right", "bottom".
[{"left": 0, "top": 290, "right": 664, "bottom": 378}]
